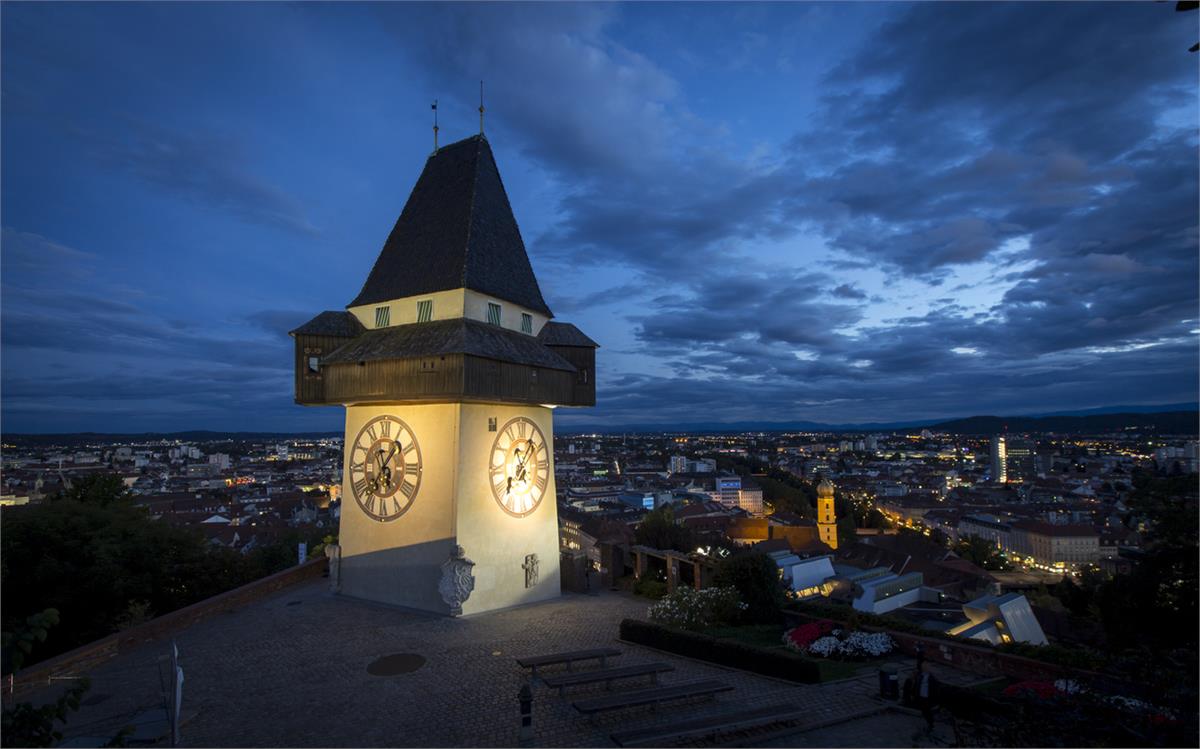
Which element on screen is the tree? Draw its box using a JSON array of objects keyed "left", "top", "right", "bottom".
[
  {"left": 56, "top": 473, "right": 132, "bottom": 507},
  {"left": 2, "top": 611, "right": 92, "bottom": 748},
  {"left": 2, "top": 475, "right": 322, "bottom": 666},
  {"left": 713, "top": 552, "right": 785, "bottom": 624},
  {"left": 634, "top": 506, "right": 694, "bottom": 553},
  {"left": 953, "top": 535, "right": 1012, "bottom": 571}
]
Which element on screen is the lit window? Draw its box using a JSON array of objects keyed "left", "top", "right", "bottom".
[
  {"left": 487, "top": 302, "right": 502, "bottom": 326},
  {"left": 521, "top": 313, "right": 533, "bottom": 334},
  {"left": 416, "top": 299, "right": 433, "bottom": 323},
  {"left": 375, "top": 306, "right": 391, "bottom": 327}
]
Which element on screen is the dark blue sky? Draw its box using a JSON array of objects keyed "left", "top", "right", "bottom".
[{"left": 2, "top": 2, "right": 1197, "bottom": 433}]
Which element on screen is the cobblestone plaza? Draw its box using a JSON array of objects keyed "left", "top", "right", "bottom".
[{"left": 46, "top": 582, "right": 976, "bottom": 747}]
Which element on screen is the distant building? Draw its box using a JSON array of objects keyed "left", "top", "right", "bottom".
[
  {"left": 947, "top": 592, "right": 1048, "bottom": 645},
  {"left": 1005, "top": 439, "right": 1035, "bottom": 482},
  {"left": 990, "top": 436, "right": 1007, "bottom": 484},
  {"left": 707, "top": 474, "right": 764, "bottom": 516},
  {"left": 1009, "top": 521, "right": 1099, "bottom": 570},
  {"left": 209, "top": 453, "right": 231, "bottom": 471},
  {"left": 668, "top": 455, "right": 688, "bottom": 474},
  {"left": 816, "top": 478, "right": 838, "bottom": 550}
]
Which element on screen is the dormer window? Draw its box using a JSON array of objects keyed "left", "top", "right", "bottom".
[
  {"left": 416, "top": 299, "right": 433, "bottom": 323},
  {"left": 521, "top": 313, "right": 533, "bottom": 334},
  {"left": 487, "top": 302, "right": 502, "bottom": 326},
  {"left": 375, "top": 306, "right": 391, "bottom": 328}
]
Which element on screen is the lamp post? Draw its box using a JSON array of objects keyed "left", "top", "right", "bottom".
[{"left": 518, "top": 684, "right": 533, "bottom": 747}]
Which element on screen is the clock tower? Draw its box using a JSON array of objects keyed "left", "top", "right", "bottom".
[
  {"left": 289, "top": 134, "right": 597, "bottom": 616},
  {"left": 817, "top": 478, "right": 838, "bottom": 550}
]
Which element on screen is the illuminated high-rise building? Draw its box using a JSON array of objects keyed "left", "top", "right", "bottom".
[{"left": 991, "top": 436, "right": 1008, "bottom": 484}]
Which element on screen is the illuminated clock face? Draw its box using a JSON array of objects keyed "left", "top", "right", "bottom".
[
  {"left": 348, "top": 415, "right": 422, "bottom": 522},
  {"left": 489, "top": 416, "right": 549, "bottom": 517}
]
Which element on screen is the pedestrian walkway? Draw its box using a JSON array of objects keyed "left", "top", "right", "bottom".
[{"left": 25, "top": 581, "right": 980, "bottom": 747}]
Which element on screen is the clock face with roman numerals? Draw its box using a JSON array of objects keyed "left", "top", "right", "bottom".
[
  {"left": 489, "top": 416, "right": 549, "bottom": 518},
  {"left": 348, "top": 415, "right": 422, "bottom": 522}
]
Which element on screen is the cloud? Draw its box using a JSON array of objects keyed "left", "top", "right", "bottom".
[{"left": 74, "top": 118, "right": 320, "bottom": 237}]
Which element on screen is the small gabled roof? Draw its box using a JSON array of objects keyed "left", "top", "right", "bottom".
[
  {"left": 321, "top": 318, "right": 576, "bottom": 371},
  {"left": 537, "top": 322, "right": 599, "bottom": 348},
  {"left": 348, "top": 135, "right": 552, "bottom": 316},
  {"left": 290, "top": 311, "right": 365, "bottom": 338}
]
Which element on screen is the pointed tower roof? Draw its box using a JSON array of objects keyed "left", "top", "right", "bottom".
[{"left": 348, "top": 135, "right": 553, "bottom": 316}]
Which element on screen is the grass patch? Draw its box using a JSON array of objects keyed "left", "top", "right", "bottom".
[
  {"left": 703, "top": 624, "right": 787, "bottom": 649},
  {"left": 815, "top": 658, "right": 866, "bottom": 681}
]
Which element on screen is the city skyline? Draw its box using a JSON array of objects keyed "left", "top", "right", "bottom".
[{"left": 2, "top": 2, "right": 1197, "bottom": 433}]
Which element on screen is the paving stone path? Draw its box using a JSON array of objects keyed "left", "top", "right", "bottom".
[{"left": 36, "top": 581, "right": 979, "bottom": 747}]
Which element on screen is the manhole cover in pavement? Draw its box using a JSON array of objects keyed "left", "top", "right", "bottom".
[{"left": 367, "top": 653, "right": 426, "bottom": 676}]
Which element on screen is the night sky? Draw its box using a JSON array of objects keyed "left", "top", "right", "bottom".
[{"left": 2, "top": 2, "right": 1196, "bottom": 434}]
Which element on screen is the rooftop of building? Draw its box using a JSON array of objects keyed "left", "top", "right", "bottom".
[{"left": 348, "top": 134, "right": 552, "bottom": 316}]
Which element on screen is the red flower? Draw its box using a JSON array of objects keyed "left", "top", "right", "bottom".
[{"left": 784, "top": 620, "right": 835, "bottom": 650}]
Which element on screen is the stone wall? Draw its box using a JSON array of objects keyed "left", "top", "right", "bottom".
[{"left": 5, "top": 557, "right": 328, "bottom": 699}]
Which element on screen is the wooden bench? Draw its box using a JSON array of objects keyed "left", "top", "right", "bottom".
[
  {"left": 541, "top": 662, "right": 674, "bottom": 696},
  {"left": 610, "top": 703, "right": 805, "bottom": 747},
  {"left": 515, "top": 648, "right": 621, "bottom": 678},
  {"left": 572, "top": 679, "right": 733, "bottom": 715}
]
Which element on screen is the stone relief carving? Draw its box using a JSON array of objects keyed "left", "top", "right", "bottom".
[
  {"left": 438, "top": 545, "right": 476, "bottom": 616},
  {"left": 522, "top": 553, "right": 539, "bottom": 589}
]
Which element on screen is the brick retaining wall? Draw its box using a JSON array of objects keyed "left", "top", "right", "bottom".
[{"left": 4, "top": 557, "right": 327, "bottom": 699}]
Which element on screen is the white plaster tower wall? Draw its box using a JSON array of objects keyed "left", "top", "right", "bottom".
[
  {"left": 339, "top": 403, "right": 460, "bottom": 614},
  {"left": 454, "top": 403, "right": 560, "bottom": 614}
]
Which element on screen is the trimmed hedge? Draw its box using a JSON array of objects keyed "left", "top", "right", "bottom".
[{"left": 619, "top": 618, "right": 821, "bottom": 683}]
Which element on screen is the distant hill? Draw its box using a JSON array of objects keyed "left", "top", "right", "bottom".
[
  {"left": 2, "top": 431, "right": 343, "bottom": 447},
  {"left": 5, "top": 404, "right": 1196, "bottom": 442},
  {"left": 925, "top": 411, "right": 1198, "bottom": 435},
  {"left": 558, "top": 405, "right": 1199, "bottom": 435}
]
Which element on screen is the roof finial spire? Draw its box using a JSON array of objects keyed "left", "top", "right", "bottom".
[
  {"left": 432, "top": 99, "right": 439, "bottom": 154},
  {"left": 478, "top": 80, "right": 485, "bottom": 135}
]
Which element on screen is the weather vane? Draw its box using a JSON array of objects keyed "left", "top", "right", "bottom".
[
  {"left": 478, "top": 81, "right": 485, "bottom": 135},
  {"left": 432, "top": 99, "right": 439, "bottom": 153}
]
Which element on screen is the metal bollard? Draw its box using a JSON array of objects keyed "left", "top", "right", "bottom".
[{"left": 518, "top": 683, "right": 533, "bottom": 747}]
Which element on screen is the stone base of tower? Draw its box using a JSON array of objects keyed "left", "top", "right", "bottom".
[{"left": 337, "top": 402, "right": 561, "bottom": 616}]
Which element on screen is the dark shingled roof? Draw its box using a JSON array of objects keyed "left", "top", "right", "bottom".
[
  {"left": 289, "top": 311, "right": 366, "bottom": 338},
  {"left": 322, "top": 318, "right": 576, "bottom": 371},
  {"left": 347, "top": 135, "right": 553, "bottom": 317},
  {"left": 537, "top": 321, "right": 599, "bottom": 348}
]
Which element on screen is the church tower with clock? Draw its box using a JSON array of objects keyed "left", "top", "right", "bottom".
[{"left": 289, "top": 134, "right": 597, "bottom": 616}]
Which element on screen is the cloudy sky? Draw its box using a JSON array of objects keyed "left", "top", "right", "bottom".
[{"left": 2, "top": 2, "right": 1196, "bottom": 433}]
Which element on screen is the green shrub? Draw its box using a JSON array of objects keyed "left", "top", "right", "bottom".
[
  {"left": 632, "top": 578, "right": 668, "bottom": 600},
  {"left": 619, "top": 618, "right": 821, "bottom": 683},
  {"left": 713, "top": 553, "right": 786, "bottom": 624},
  {"left": 998, "top": 641, "right": 1104, "bottom": 671}
]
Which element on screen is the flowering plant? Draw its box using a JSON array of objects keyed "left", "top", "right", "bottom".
[
  {"left": 804, "top": 630, "right": 895, "bottom": 659},
  {"left": 647, "top": 586, "right": 747, "bottom": 630},
  {"left": 782, "top": 620, "right": 835, "bottom": 652},
  {"left": 808, "top": 636, "right": 843, "bottom": 658}
]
